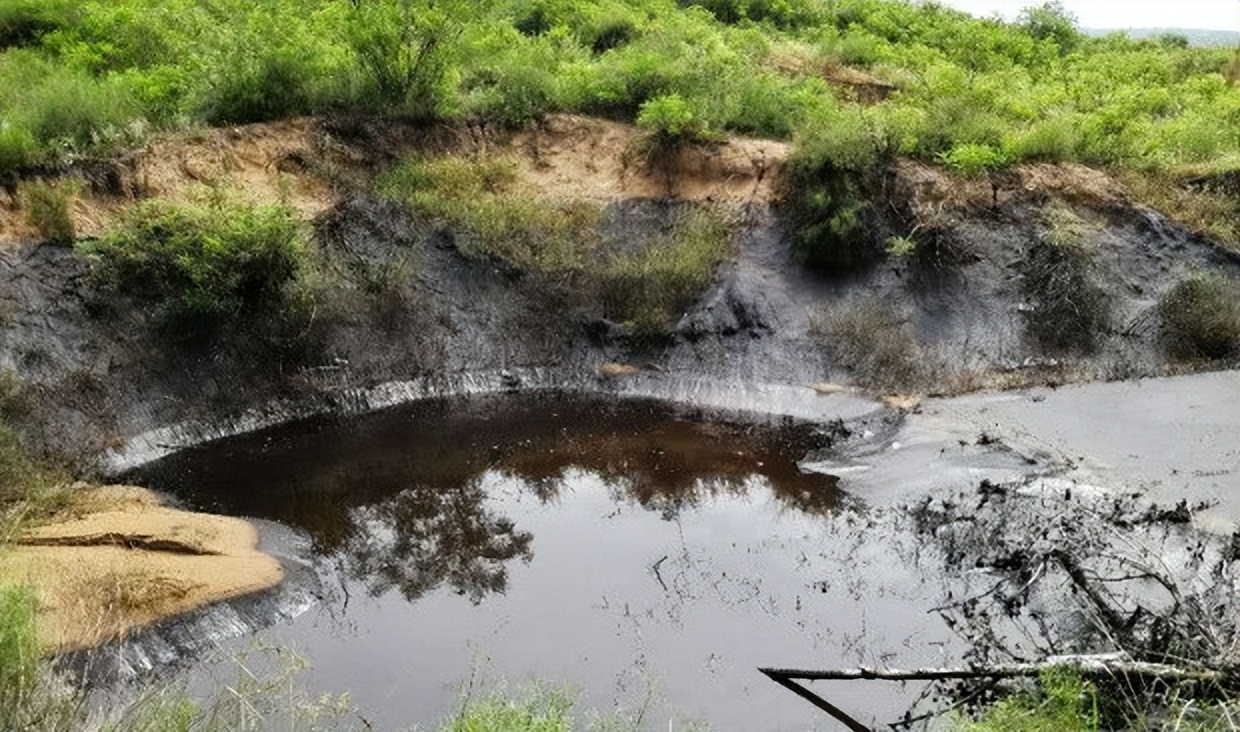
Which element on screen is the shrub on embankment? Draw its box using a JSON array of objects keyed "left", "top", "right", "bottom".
[{"left": 77, "top": 195, "right": 311, "bottom": 329}]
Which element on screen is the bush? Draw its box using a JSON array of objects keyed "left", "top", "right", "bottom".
[
  {"left": 940, "top": 142, "right": 1010, "bottom": 176},
  {"left": 345, "top": 0, "right": 466, "bottom": 119},
  {"left": 0, "top": 121, "right": 38, "bottom": 176},
  {"left": 80, "top": 195, "right": 308, "bottom": 324},
  {"left": 1159, "top": 274, "right": 1240, "bottom": 361},
  {"left": 17, "top": 178, "right": 81, "bottom": 244},
  {"left": 0, "top": 49, "right": 143, "bottom": 167},
  {"left": 195, "top": 48, "right": 318, "bottom": 125},
  {"left": 1021, "top": 237, "right": 1110, "bottom": 353},
  {"left": 636, "top": 92, "right": 702, "bottom": 140}
]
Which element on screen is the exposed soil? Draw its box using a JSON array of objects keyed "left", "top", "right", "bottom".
[{"left": 2, "top": 485, "right": 282, "bottom": 651}]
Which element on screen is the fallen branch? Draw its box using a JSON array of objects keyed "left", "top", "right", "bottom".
[{"left": 761, "top": 654, "right": 1229, "bottom": 684}]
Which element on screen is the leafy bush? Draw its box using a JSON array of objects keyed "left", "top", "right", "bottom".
[
  {"left": 1159, "top": 273, "right": 1240, "bottom": 361},
  {"left": 195, "top": 48, "right": 319, "bottom": 125},
  {"left": 939, "top": 143, "right": 1010, "bottom": 176},
  {"left": 17, "top": 178, "right": 81, "bottom": 244},
  {"left": 344, "top": 0, "right": 467, "bottom": 119},
  {"left": 80, "top": 195, "right": 308, "bottom": 323},
  {"left": 637, "top": 93, "right": 701, "bottom": 140},
  {"left": 0, "top": 49, "right": 144, "bottom": 174}
]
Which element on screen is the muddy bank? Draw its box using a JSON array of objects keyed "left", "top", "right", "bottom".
[{"left": 1, "top": 115, "right": 1238, "bottom": 468}]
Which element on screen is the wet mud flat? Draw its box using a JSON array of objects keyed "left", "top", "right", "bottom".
[{"left": 118, "top": 381, "right": 1238, "bottom": 730}]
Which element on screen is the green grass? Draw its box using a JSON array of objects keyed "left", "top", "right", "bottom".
[
  {"left": 445, "top": 682, "right": 575, "bottom": 732},
  {"left": 17, "top": 178, "right": 81, "bottom": 244},
  {"left": 958, "top": 668, "right": 1099, "bottom": 732},
  {"left": 78, "top": 193, "right": 310, "bottom": 326},
  {"left": 0, "top": 584, "right": 40, "bottom": 702},
  {"left": 0, "top": 426, "right": 72, "bottom": 545}
]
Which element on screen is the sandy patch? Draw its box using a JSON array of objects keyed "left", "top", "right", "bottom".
[
  {"left": 2, "top": 485, "right": 282, "bottom": 652},
  {"left": 512, "top": 114, "right": 787, "bottom": 205},
  {"left": 0, "top": 118, "right": 332, "bottom": 248}
]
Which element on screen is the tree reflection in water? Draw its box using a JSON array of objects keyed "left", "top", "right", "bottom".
[
  {"left": 134, "top": 393, "right": 839, "bottom": 604},
  {"left": 344, "top": 480, "right": 533, "bottom": 604}
]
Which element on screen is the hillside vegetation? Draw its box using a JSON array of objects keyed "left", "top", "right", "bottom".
[{"left": 1, "top": 0, "right": 1236, "bottom": 175}]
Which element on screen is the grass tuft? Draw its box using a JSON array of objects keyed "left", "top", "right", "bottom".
[
  {"left": 0, "top": 584, "right": 40, "bottom": 703},
  {"left": 376, "top": 154, "right": 601, "bottom": 274},
  {"left": 17, "top": 178, "right": 81, "bottom": 244},
  {"left": 1159, "top": 273, "right": 1240, "bottom": 361},
  {"left": 812, "top": 299, "right": 924, "bottom": 392},
  {"left": 605, "top": 207, "right": 733, "bottom": 335},
  {"left": 446, "top": 682, "right": 574, "bottom": 732},
  {"left": 958, "top": 667, "right": 1099, "bottom": 732}
]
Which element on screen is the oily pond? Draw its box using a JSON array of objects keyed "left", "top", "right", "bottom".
[{"left": 89, "top": 374, "right": 1238, "bottom": 731}]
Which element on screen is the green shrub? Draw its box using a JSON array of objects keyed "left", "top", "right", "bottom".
[
  {"left": 0, "top": 49, "right": 143, "bottom": 164},
  {"left": 637, "top": 93, "right": 702, "bottom": 140},
  {"left": 1002, "top": 117, "right": 1080, "bottom": 163},
  {"left": 80, "top": 195, "right": 308, "bottom": 323},
  {"left": 0, "top": 584, "right": 39, "bottom": 704},
  {"left": 345, "top": 0, "right": 466, "bottom": 119},
  {"left": 17, "top": 178, "right": 81, "bottom": 244},
  {"left": 605, "top": 207, "right": 732, "bottom": 334},
  {"left": 939, "top": 142, "right": 1010, "bottom": 176},
  {"left": 195, "top": 49, "right": 318, "bottom": 125},
  {"left": 0, "top": 121, "right": 37, "bottom": 176},
  {"left": 1159, "top": 274, "right": 1240, "bottom": 361}
]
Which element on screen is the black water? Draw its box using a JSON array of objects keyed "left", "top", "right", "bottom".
[{"left": 131, "top": 392, "right": 953, "bottom": 730}]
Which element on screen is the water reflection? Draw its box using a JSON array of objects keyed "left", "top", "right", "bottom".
[{"left": 134, "top": 393, "right": 838, "bottom": 603}]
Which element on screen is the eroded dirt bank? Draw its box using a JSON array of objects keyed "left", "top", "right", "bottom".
[{"left": 2, "top": 114, "right": 1238, "bottom": 466}]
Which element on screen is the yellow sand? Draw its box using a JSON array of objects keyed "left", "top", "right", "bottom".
[{"left": 2, "top": 485, "right": 283, "bottom": 652}]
